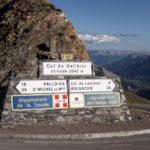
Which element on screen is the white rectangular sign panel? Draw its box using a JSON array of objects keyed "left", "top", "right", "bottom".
[
  {"left": 14, "top": 80, "right": 67, "bottom": 94},
  {"left": 42, "top": 61, "right": 92, "bottom": 76},
  {"left": 69, "top": 93, "right": 84, "bottom": 108},
  {"left": 69, "top": 79, "right": 117, "bottom": 93}
]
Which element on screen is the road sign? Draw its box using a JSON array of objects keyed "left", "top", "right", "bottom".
[
  {"left": 84, "top": 92, "right": 121, "bottom": 107},
  {"left": 53, "top": 94, "right": 68, "bottom": 109},
  {"left": 11, "top": 95, "right": 53, "bottom": 111},
  {"left": 69, "top": 93, "right": 84, "bottom": 108},
  {"left": 14, "top": 80, "right": 67, "bottom": 94},
  {"left": 61, "top": 53, "right": 74, "bottom": 61},
  {"left": 42, "top": 61, "right": 92, "bottom": 76},
  {"left": 69, "top": 79, "right": 118, "bottom": 93}
]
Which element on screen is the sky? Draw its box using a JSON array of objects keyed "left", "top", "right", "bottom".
[{"left": 50, "top": 0, "right": 150, "bottom": 51}]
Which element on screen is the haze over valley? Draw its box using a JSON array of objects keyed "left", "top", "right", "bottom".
[{"left": 89, "top": 49, "right": 150, "bottom": 100}]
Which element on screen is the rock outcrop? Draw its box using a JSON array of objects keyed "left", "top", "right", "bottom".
[{"left": 0, "top": 0, "right": 89, "bottom": 86}]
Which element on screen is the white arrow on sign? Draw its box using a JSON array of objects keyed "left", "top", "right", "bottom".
[
  {"left": 69, "top": 79, "right": 118, "bottom": 93},
  {"left": 14, "top": 80, "right": 67, "bottom": 94}
]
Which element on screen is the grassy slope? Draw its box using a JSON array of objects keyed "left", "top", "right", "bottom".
[{"left": 124, "top": 91, "right": 150, "bottom": 104}]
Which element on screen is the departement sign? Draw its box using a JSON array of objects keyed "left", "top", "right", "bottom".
[
  {"left": 42, "top": 61, "right": 92, "bottom": 76},
  {"left": 14, "top": 80, "right": 67, "bottom": 94},
  {"left": 84, "top": 92, "right": 121, "bottom": 107},
  {"left": 12, "top": 95, "right": 53, "bottom": 111},
  {"left": 69, "top": 79, "right": 118, "bottom": 93}
]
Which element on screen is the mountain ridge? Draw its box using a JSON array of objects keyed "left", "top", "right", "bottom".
[
  {"left": 105, "top": 54, "right": 150, "bottom": 85},
  {"left": 89, "top": 50, "right": 150, "bottom": 100}
]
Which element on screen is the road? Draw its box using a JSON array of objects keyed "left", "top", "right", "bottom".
[
  {"left": 128, "top": 104, "right": 150, "bottom": 112},
  {"left": 0, "top": 134, "right": 150, "bottom": 150}
]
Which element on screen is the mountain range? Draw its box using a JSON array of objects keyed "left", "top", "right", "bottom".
[{"left": 89, "top": 50, "right": 150, "bottom": 100}]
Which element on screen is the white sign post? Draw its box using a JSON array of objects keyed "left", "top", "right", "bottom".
[
  {"left": 14, "top": 80, "right": 67, "bottom": 94},
  {"left": 42, "top": 61, "right": 92, "bottom": 76},
  {"left": 69, "top": 79, "right": 117, "bottom": 93}
]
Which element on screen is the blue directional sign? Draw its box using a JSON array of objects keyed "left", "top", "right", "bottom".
[
  {"left": 84, "top": 92, "right": 121, "bottom": 107},
  {"left": 11, "top": 95, "right": 53, "bottom": 111}
]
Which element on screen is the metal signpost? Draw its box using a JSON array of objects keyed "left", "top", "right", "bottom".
[
  {"left": 42, "top": 61, "right": 92, "bottom": 76},
  {"left": 84, "top": 92, "right": 121, "bottom": 107},
  {"left": 61, "top": 53, "right": 74, "bottom": 61},
  {"left": 69, "top": 79, "right": 118, "bottom": 93},
  {"left": 14, "top": 80, "right": 67, "bottom": 94},
  {"left": 11, "top": 95, "right": 53, "bottom": 111},
  {"left": 11, "top": 59, "right": 121, "bottom": 111}
]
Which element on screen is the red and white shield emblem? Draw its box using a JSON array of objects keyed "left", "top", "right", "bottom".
[{"left": 53, "top": 94, "right": 68, "bottom": 109}]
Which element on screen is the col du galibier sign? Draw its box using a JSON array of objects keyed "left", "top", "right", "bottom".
[{"left": 42, "top": 61, "right": 92, "bottom": 76}]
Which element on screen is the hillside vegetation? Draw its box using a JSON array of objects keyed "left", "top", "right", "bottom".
[{"left": 125, "top": 91, "right": 150, "bottom": 104}]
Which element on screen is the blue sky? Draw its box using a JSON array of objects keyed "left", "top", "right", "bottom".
[{"left": 50, "top": 0, "right": 150, "bottom": 51}]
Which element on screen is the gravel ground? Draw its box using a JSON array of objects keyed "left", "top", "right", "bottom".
[{"left": 0, "top": 109, "right": 150, "bottom": 134}]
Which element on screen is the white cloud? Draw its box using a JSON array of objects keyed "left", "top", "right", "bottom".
[{"left": 78, "top": 33, "right": 120, "bottom": 44}]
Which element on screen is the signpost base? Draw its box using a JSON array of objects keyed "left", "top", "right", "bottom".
[{"left": 1, "top": 75, "right": 132, "bottom": 128}]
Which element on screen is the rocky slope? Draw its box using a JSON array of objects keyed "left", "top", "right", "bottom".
[{"left": 0, "top": 0, "right": 89, "bottom": 87}]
